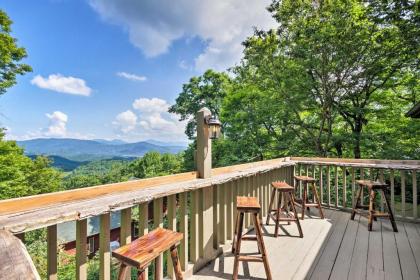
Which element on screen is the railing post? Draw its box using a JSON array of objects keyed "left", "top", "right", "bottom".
[
  {"left": 401, "top": 170, "right": 406, "bottom": 217},
  {"left": 99, "top": 213, "right": 111, "bottom": 280},
  {"left": 167, "top": 194, "right": 177, "bottom": 278},
  {"left": 179, "top": 192, "right": 189, "bottom": 271},
  {"left": 190, "top": 190, "right": 200, "bottom": 263},
  {"left": 196, "top": 107, "right": 214, "bottom": 261},
  {"left": 413, "top": 171, "right": 417, "bottom": 220},
  {"left": 120, "top": 208, "right": 132, "bottom": 280},
  {"left": 47, "top": 225, "right": 57, "bottom": 280},
  {"left": 76, "top": 219, "right": 87, "bottom": 280},
  {"left": 153, "top": 198, "right": 163, "bottom": 280},
  {"left": 138, "top": 203, "right": 149, "bottom": 278}
]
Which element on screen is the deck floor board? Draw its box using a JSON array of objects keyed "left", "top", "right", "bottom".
[{"left": 191, "top": 209, "right": 420, "bottom": 280}]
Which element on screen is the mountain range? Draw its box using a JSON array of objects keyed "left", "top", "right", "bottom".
[{"left": 17, "top": 138, "right": 187, "bottom": 162}]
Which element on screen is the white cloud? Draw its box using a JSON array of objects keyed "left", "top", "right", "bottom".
[
  {"left": 133, "top": 97, "right": 168, "bottom": 113},
  {"left": 45, "top": 111, "right": 68, "bottom": 137},
  {"left": 113, "top": 110, "right": 138, "bottom": 133},
  {"left": 117, "top": 72, "right": 147, "bottom": 82},
  {"left": 113, "top": 97, "right": 187, "bottom": 141},
  {"left": 31, "top": 74, "right": 92, "bottom": 96},
  {"left": 89, "top": 0, "right": 276, "bottom": 71}
]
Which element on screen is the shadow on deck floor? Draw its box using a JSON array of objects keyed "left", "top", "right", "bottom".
[{"left": 191, "top": 209, "right": 420, "bottom": 280}]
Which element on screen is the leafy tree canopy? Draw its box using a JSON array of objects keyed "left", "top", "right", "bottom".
[{"left": 0, "top": 9, "right": 32, "bottom": 95}]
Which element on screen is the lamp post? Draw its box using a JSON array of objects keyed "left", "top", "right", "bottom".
[{"left": 196, "top": 107, "right": 221, "bottom": 262}]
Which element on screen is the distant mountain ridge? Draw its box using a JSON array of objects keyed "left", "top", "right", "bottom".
[{"left": 17, "top": 138, "right": 186, "bottom": 162}]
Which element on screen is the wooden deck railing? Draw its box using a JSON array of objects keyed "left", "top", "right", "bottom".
[
  {"left": 291, "top": 157, "right": 420, "bottom": 221},
  {"left": 0, "top": 157, "right": 418, "bottom": 279}
]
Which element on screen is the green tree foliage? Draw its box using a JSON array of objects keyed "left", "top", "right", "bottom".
[
  {"left": 169, "top": 69, "right": 231, "bottom": 139},
  {"left": 127, "top": 151, "right": 183, "bottom": 178},
  {"left": 63, "top": 159, "right": 131, "bottom": 189},
  {"left": 170, "top": 0, "right": 419, "bottom": 164},
  {"left": 0, "top": 129, "right": 62, "bottom": 199},
  {"left": 0, "top": 9, "right": 32, "bottom": 95}
]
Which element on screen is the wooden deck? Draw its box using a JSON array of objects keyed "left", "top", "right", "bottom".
[{"left": 192, "top": 209, "right": 420, "bottom": 280}]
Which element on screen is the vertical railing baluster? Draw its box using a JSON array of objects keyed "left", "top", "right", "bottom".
[
  {"left": 76, "top": 219, "right": 87, "bottom": 280},
  {"left": 213, "top": 185, "right": 220, "bottom": 247},
  {"left": 298, "top": 164, "right": 302, "bottom": 199},
  {"left": 226, "top": 181, "right": 233, "bottom": 241},
  {"left": 319, "top": 165, "right": 324, "bottom": 205},
  {"left": 401, "top": 170, "right": 406, "bottom": 217},
  {"left": 327, "top": 165, "right": 331, "bottom": 206},
  {"left": 190, "top": 190, "right": 199, "bottom": 263},
  {"left": 352, "top": 167, "right": 356, "bottom": 208},
  {"left": 99, "top": 213, "right": 111, "bottom": 280},
  {"left": 153, "top": 198, "right": 163, "bottom": 280},
  {"left": 47, "top": 225, "right": 57, "bottom": 280},
  {"left": 342, "top": 167, "right": 347, "bottom": 208},
  {"left": 390, "top": 170, "right": 395, "bottom": 213},
  {"left": 139, "top": 202, "right": 149, "bottom": 279},
  {"left": 379, "top": 169, "right": 385, "bottom": 212},
  {"left": 220, "top": 183, "right": 226, "bottom": 245},
  {"left": 120, "top": 208, "right": 132, "bottom": 280},
  {"left": 360, "top": 168, "right": 364, "bottom": 206},
  {"left": 167, "top": 194, "right": 177, "bottom": 279},
  {"left": 335, "top": 165, "right": 339, "bottom": 207},
  {"left": 413, "top": 170, "right": 417, "bottom": 220},
  {"left": 179, "top": 192, "right": 188, "bottom": 271}
]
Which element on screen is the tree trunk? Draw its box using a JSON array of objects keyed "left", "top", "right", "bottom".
[{"left": 353, "top": 118, "right": 363, "bottom": 159}]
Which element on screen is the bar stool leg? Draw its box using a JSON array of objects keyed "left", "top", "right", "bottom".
[
  {"left": 170, "top": 245, "right": 183, "bottom": 280},
  {"left": 351, "top": 185, "right": 362, "bottom": 220},
  {"left": 274, "top": 192, "right": 282, "bottom": 237},
  {"left": 117, "top": 263, "right": 129, "bottom": 280},
  {"left": 382, "top": 189, "right": 398, "bottom": 232},
  {"left": 253, "top": 213, "right": 272, "bottom": 280},
  {"left": 232, "top": 212, "right": 240, "bottom": 253},
  {"left": 368, "top": 189, "right": 376, "bottom": 231},
  {"left": 233, "top": 212, "right": 244, "bottom": 280},
  {"left": 289, "top": 192, "right": 303, "bottom": 238},
  {"left": 312, "top": 182, "right": 324, "bottom": 219},
  {"left": 266, "top": 188, "right": 276, "bottom": 225}
]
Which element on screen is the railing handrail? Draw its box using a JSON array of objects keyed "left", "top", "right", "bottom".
[
  {"left": 291, "top": 157, "right": 420, "bottom": 170},
  {"left": 0, "top": 158, "right": 293, "bottom": 234}
]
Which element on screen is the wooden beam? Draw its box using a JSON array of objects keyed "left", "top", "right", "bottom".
[
  {"left": 179, "top": 192, "right": 188, "bottom": 271},
  {"left": 99, "top": 213, "right": 111, "bottom": 280},
  {"left": 138, "top": 203, "right": 148, "bottom": 278},
  {"left": 120, "top": 208, "right": 131, "bottom": 280},
  {"left": 47, "top": 225, "right": 57, "bottom": 280},
  {"left": 153, "top": 198, "right": 163, "bottom": 280},
  {"left": 190, "top": 190, "right": 199, "bottom": 263},
  {"left": 75, "top": 219, "right": 87, "bottom": 280},
  {"left": 0, "top": 159, "right": 295, "bottom": 234},
  {"left": 413, "top": 171, "right": 417, "bottom": 219},
  {"left": 167, "top": 194, "right": 177, "bottom": 279}
]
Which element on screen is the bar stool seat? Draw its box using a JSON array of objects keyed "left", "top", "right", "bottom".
[
  {"left": 351, "top": 180, "right": 397, "bottom": 232},
  {"left": 113, "top": 228, "right": 184, "bottom": 280},
  {"left": 294, "top": 175, "right": 317, "bottom": 183},
  {"left": 266, "top": 181, "right": 303, "bottom": 238},
  {"left": 294, "top": 175, "right": 324, "bottom": 220},
  {"left": 232, "top": 196, "right": 272, "bottom": 280}
]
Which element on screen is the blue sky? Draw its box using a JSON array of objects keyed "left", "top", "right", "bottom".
[{"left": 1, "top": 0, "right": 274, "bottom": 143}]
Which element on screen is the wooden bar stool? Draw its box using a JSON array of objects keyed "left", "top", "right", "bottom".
[
  {"left": 351, "top": 180, "right": 398, "bottom": 232},
  {"left": 232, "top": 196, "right": 272, "bottom": 280},
  {"left": 294, "top": 175, "right": 324, "bottom": 220},
  {"left": 266, "top": 181, "right": 303, "bottom": 238},
  {"left": 112, "top": 228, "right": 184, "bottom": 280}
]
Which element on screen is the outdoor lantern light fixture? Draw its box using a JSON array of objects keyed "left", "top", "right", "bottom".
[{"left": 205, "top": 115, "right": 222, "bottom": 139}]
